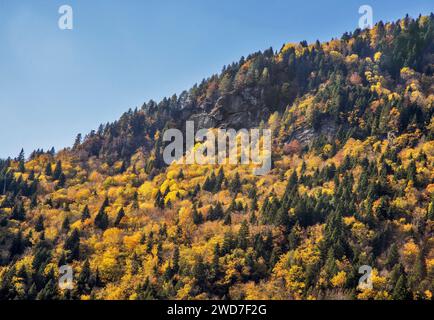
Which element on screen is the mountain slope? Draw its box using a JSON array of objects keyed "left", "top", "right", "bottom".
[{"left": 0, "top": 14, "right": 434, "bottom": 300}]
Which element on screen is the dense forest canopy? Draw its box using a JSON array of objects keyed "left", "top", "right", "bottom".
[{"left": 0, "top": 14, "right": 433, "bottom": 300}]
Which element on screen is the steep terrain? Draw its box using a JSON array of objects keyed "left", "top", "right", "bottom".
[{"left": 0, "top": 14, "right": 434, "bottom": 300}]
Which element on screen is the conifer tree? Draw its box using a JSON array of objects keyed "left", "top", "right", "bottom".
[
  {"left": 237, "top": 220, "right": 249, "bottom": 250},
  {"left": 64, "top": 229, "right": 80, "bottom": 262},
  {"left": 53, "top": 160, "right": 62, "bottom": 180},
  {"left": 229, "top": 172, "right": 242, "bottom": 194},
  {"left": 35, "top": 215, "right": 45, "bottom": 232},
  {"left": 223, "top": 212, "right": 232, "bottom": 225},
  {"left": 9, "top": 230, "right": 25, "bottom": 257},
  {"left": 61, "top": 216, "right": 70, "bottom": 233},
  {"left": 114, "top": 207, "right": 125, "bottom": 227},
  {"left": 427, "top": 198, "right": 434, "bottom": 221},
  {"left": 44, "top": 162, "right": 52, "bottom": 177},
  {"left": 192, "top": 205, "right": 204, "bottom": 225},
  {"left": 172, "top": 246, "right": 180, "bottom": 274},
  {"left": 77, "top": 260, "right": 93, "bottom": 294},
  {"left": 81, "top": 205, "right": 90, "bottom": 221},
  {"left": 386, "top": 244, "right": 400, "bottom": 269},
  {"left": 57, "top": 173, "right": 66, "bottom": 188},
  {"left": 94, "top": 207, "right": 109, "bottom": 230},
  {"left": 392, "top": 274, "right": 411, "bottom": 300},
  {"left": 10, "top": 202, "right": 26, "bottom": 221}
]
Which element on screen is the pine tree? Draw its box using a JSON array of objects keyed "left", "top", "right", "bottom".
[
  {"left": 427, "top": 197, "right": 434, "bottom": 221},
  {"left": 222, "top": 231, "right": 234, "bottom": 255},
  {"left": 73, "top": 133, "right": 82, "bottom": 149},
  {"left": 81, "top": 205, "right": 90, "bottom": 221},
  {"left": 57, "top": 173, "right": 66, "bottom": 188},
  {"left": 94, "top": 207, "right": 109, "bottom": 230},
  {"left": 30, "top": 194, "right": 38, "bottom": 208},
  {"left": 192, "top": 205, "right": 204, "bottom": 224},
  {"left": 154, "top": 190, "right": 165, "bottom": 209},
  {"left": 61, "top": 216, "right": 70, "bottom": 233},
  {"left": 94, "top": 198, "right": 109, "bottom": 230},
  {"left": 177, "top": 169, "right": 184, "bottom": 180},
  {"left": 203, "top": 172, "right": 216, "bottom": 192},
  {"left": 35, "top": 215, "right": 45, "bottom": 232},
  {"left": 249, "top": 211, "right": 257, "bottom": 224},
  {"left": 392, "top": 274, "right": 411, "bottom": 300},
  {"left": 413, "top": 250, "right": 426, "bottom": 282},
  {"left": 323, "top": 208, "right": 347, "bottom": 259},
  {"left": 44, "top": 162, "right": 52, "bottom": 177},
  {"left": 36, "top": 268, "right": 59, "bottom": 300},
  {"left": 406, "top": 159, "right": 417, "bottom": 182},
  {"left": 229, "top": 172, "right": 242, "bottom": 194},
  {"left": 114, "top": 207, "right": 125, "bottom": 227},
  {"left": 10, "top": 202, "right": 26, "bottom": 221},
  {"left": 223, "top": 212, "right": 232, "bottom": 225},
  {"left": 193, "top": 256, "right": 208, "bottom": 290},
  {"left": 53, "top": 160, "right": 63, "bottom": 180},
  {"left": 211, "top": 243, "right": 220, "bottom": 275},
  {"left": 17, "top": 149, "right": 25, "bottom": 173},
  {"left": 237, "top": 220, "right": 249, "bottom": 250},
  {"left": 208, "top": 202, "right": 224, "bottom": 221},
  {"left": 172, "top": 246, "right": 180, "bottom": 274},
  {"left": 214, "top": 167, "right": 225, "bottom": 192},
  {"left": 77, "top": 260, "right": 93, "bottom": 294},
  {"left": 64, "top": 229, "right": 80, "bottom": 262},
  {"left": 9, "top": 231, "right": 25, "bottom": 257},
  {"left": 18, "top": 161, "right": 25, "bottom": 174},
  {"left": 386, "top": 244, "right": 400, "bottom": 269}
]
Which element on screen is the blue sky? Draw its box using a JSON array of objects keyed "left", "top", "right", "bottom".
[{"left": 0, "top": 0, "right": 432, "bottom": 159}]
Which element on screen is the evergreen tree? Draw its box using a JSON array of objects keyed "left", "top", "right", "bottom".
[
  {"left": 223, "top": 212, "right": 232, "bottom": 225},
  {"left": 192, "top": 205, "right": 204, "bottom": 224},
  {"left": 114, "top": 207, "right": 125, "bottom": 227},
  {"left": 9, "top": 230, "right": 25, "bottom": 257},
  {"left": 172, "top": 246, "right": 180, "bottom": 274},
  {"left": 154, "top": 190, "right": 165, "bottom": 209},
  {"left": 81, "top": 205, "right": 90, "bottom": 221},
  {"left": 53, "top": 160, "right": 63, "bottom": 180},
  {"left": 35, "top": 215, "right": 45, "bottom": 232},
  {"left": 237, "top": 220, "right": 249, "bottom": 250},
  {"left": 386, "top": 244, "right": 400, "bottom": 269},
  {"left": 94, "top": 198, "right": 109, "bottom": 230},
  {"left": 64, "top": 229, "right": 80, "bottom": 262},
  {"left": 211, "top": 243, "right": 220, "bottom": 280},
  {"left": 57, "top": 173, "right": 66, "bottom": 188},
  {"left": 208, "top": 202, "right": 224, "bottom": 221},
  {"left": 193, "top": 256, "right": 208, "bottom": 291},
  {"left": 222, "top": 231, "right": 235, "bottom": 255},
  {"left": 10, "top": 202, "right": 26, "bottom": 221},
  {"left": 61, "top": 216, "right": 70, "bottom": 233},
  {"left": 406, "top": 160, "right": 417, "bottom": 182},
  {"left": 392, "top": 274, "right": 411, "bottom": 300},
  {"left": 229, "top": 172, "right": 242, "bottom": 194},
  {"left": 73, "top": 133, "right": 82, "bottom": 149},
  {"left": 214, "top": 168, "right": 225, "bottom": 192},
  {"left": 77, "top": 260, "right": 93, "bottom": 294},
  {"left": 36, "top": 269, "right": 59, "bottom": 300},
  {"left": 427, "top": 198, "right": 434, "bottom": 221},
  {"left": 44, "top": 162, "right": 52, "bottom": 177}
]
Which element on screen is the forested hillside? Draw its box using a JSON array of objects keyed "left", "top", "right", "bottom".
[{"left": 0, "top": 14, "right": 433, "bottom": 300}]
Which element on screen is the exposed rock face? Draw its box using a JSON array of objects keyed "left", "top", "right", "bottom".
[
  {"left": 287, "top": 117, "right": 338, "bottom": 147},
  {"left": 188, "top": 88, "right": 270, "bottom": 130}
]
